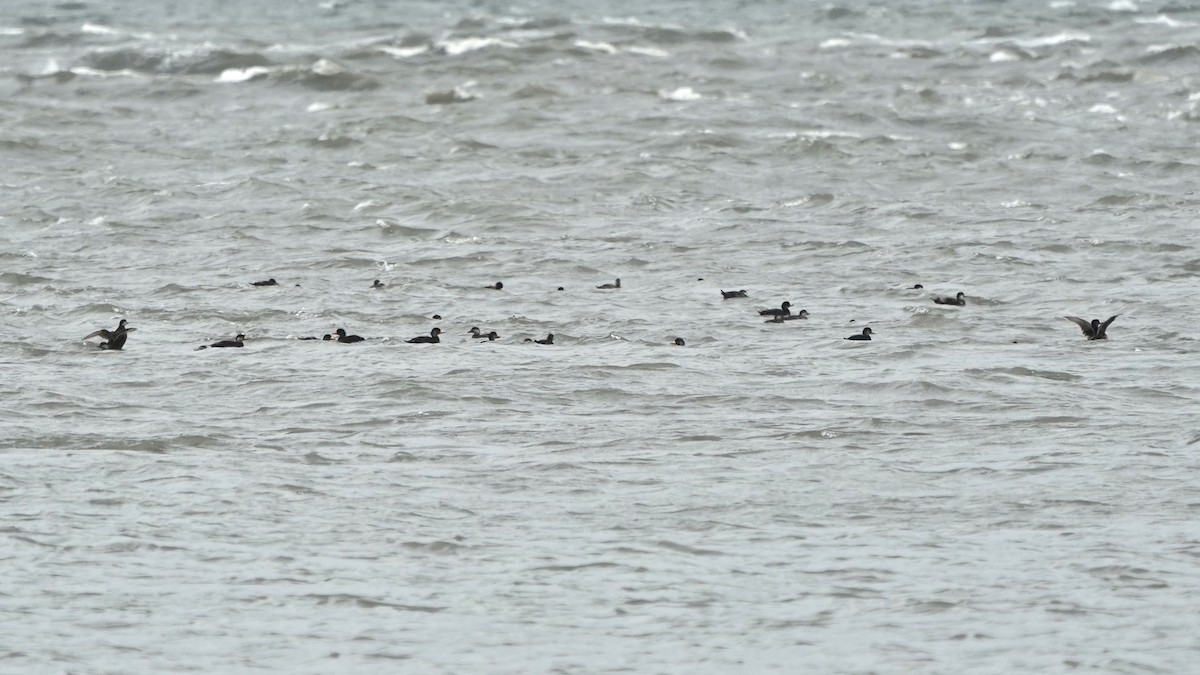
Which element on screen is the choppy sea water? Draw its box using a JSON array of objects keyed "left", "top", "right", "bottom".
[{"left": 3, "top": 0, "right": 1200, "bottom": 671}]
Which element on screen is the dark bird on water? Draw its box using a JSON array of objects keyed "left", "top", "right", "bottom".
[
  {"left": 758, "top": 301, "right": 792, "bottom": 317},
  {"left": 673, "top": 338, "right": 685, "bottom": 346},
  {"left": 98, "top": 331, "right": 128, "bottom": 350},
  {"left": 1065, "top": 315, "right": 1118, "bottom": 340},
  {"left": 721, "top": 290, "right": 748, "bottom": 299},
  {"left": 251, "top": 278, "right": 278, "bottom": 286},
  {"left": 596, "top": 278, "right": 621, "bottom": 289},
  {"left": 912, "top": 284, "right": 924, "bottom": 289},
  {"left": 933, "top": 291, "right": 966, "bottom": 306},
  {"left": 372, "top": 279, "right": 385, "bottom": 289},
  {"left": 197, "top": 334, "right": 246, "bottom": 350},
  {"left": 334, "top": 328, "right": 365, "bottom": 343},
  {"left": 84, "top": 319, "right": 135, "bottom": 342},
  {"left": 469, "top": 327, "right": 500, "bottom": 341},
  {"left": 407, "top": 327, "right": 442, "bottom": 343},
  {"left": 525, "top": 333, "right": 554, "bottom": 344},
  {"left": 783, "top": 309, "right": 810, "bottom": 321},
  {"left": 487, "top": 282, "right": 503, "bottom": 290},
  {"left": 845, "top": 327, "right": 873, "bottom": 341}
]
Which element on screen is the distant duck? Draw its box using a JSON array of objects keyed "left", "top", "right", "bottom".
[
  {"left": 845, "top": 327, "right": 873, "bottom": 341},
  {"left": 782, "top": 309, "right": 810, "bottom": 321},
  {"left": 557, "top": 286, "right": 565, "bottom": 291},
  {"left": 673, "top": 337, "right": 686, "bottom": 346},
  {"left": 596, "top": 278, "right": 621, "bottom": 289},
  {"left": 197, "top": 333, "right": 246, "bottom": 350},
  {"left": 407, "top": 327, "right": 442, "bottom": 343},
  {"left": 334, "top": 328, "right": 365, "bottom": 343},
  {"left": 487, "top": 282, "right": 503, "bottom": 290},
  {"left": 469, "top": 327, "right": 500, "bottom": 340},
  {"left": 758, "top": 301, "right": 792, "bottom": 317},
  {"left": 1065, "top": 315, "right": 1118, "bottom": 340},
  {"left": 372, "top": 279, "right": 385, "bottom": 289},
  {"left": 912, "top": 284, "right": 924, "bottom": 289},
  {"left": 933, "top": 291, "right": 966, "bottom": 306},
  {"left": 251, "top": 278, "right": 278, "bottom": 286},
  {"left": 721, "top": 289, "right": 748, "bottom": 299},
  {"left": 321, "top": 334, "right": 334, "bottom": 341},
  {"left": 525, "top": 333, "right": 554, "bottom": 344}
]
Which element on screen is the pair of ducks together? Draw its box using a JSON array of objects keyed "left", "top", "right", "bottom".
[{"left": 839, "top": 315, "right": 1119, "bottom": 342}]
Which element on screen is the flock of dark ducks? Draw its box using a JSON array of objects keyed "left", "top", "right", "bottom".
[{"left": 81, "top": 278, "right": 1120, "bottom": 352}]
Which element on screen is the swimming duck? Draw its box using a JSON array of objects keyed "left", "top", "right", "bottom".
[
  {"left": 596, "top": 278, "right": 621, "bottom": 289},
  {"left": 407, "top": 327, "right": 442, "bottom": 343},
  {"left": 334, "top": 328, "right": 365, "bottom": 343},
  {"left": 251, "top": 278, "right": 278, "bottom": 287},
  {"left": 1065, "top": 315, "right": 1118, "bottom": 340},
  {"left": 487, "top": 282, "right": 503, "bottom": 290},
  {"left": 933, "top": 292, "right": 966, "bottom": 306},
  {"left": 782, "top": 309, "right": 810, "bottom": 321},
  {"left": 721, "top": 290, "right": 748, "bottom": 299},
  {"left": 468, "top": 327, "right": 500, "bottom": 340},
  {"left": 372, "top": 279, "right": 385, "bottom": 289},
  {"left": 524, "top": 333, "right": 554, "bottom": 344},
  {"left": 845, "top": 327, "right": 873, "bottom": 341},
  {"left": 197, "top": 333, "right": 246, "bottom": 350},
  {"left": 758, "top": 301, "right": 792, "bottom": 317},
  {"left": 673, "top": 338, "right": 685, "bottom": 346}
]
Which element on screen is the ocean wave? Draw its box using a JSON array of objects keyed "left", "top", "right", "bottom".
[{"left": 78, "top": 46, "right": 272, "bottom": 75}]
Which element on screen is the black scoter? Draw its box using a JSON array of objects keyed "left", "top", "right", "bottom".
[
  {"left": 84, "top": 318, "right": 136, "bottom": 342},
  {"left": 933, "top": 292, "right": 966, "bottom": 306},
  {"left": 334, "top": 328, "right": 365, "bottom": 343},
  {"left": 596, "top": 278, "right": 621, "bottom": 289},
  {"left": 758, "top": 301, "right": 792, "bottom": 317},
  {"left": 197, "top": 333, "right": 245, "bottom": 350},
  {"left": 845, "top": 327, "right": 873, "bottom": 341},
  {"left": 251, "top": 278, "right": 278, "bottom": 286},
  {"left": 1065, "top": 315, "right": 1118, "bottom": 340},
  {"left": 721, "top": 290, "right": 748, "bottom": 299},
  {"left": 407, "top": 327, "right": 442, "bottom": 343}
]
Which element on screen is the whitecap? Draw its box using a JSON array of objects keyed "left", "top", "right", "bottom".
[
  {"left": 627, "top": 46, "right": 669, "bottom": 58},
  {"left": 990, "top": 50, "right": 1021, "bottom": 62},
  {"left": 215, "top": 66, "right": 270, "bottom": 83},
  {"left": 81, "top": 23, "right": 118, "bottom": 35},
  {"left": 379, "top": 45, "right": 429, "bottom": 59},
  {"left": 574, "top": 40, "right": 618, "bottom": 54},
  {"left": 434, "top": 36, "right": 517, "bottom": 56},
  {"left": 658, "top": 86, "right": 701, "bottom": 101}
]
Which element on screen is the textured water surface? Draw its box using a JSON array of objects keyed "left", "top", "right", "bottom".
[{"left": 3, "top": 0, "right": 1200, "bottom": 672}]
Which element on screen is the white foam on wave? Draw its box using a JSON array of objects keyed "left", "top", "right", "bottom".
[
  {"left": 435, "top": 36, "right": 518, "bottom": 56},
  {"left": 990, "top": 50, "right": 1021, "bottom": 62},
  {"left": 307, "top": 102, "right": 332, "bottom": 113},
  {"left": 0, "top": 27, "right": 23, "bottom": 35},
  {"left": 627, "top": 46, "right": 669, "bottom": 58},
  {"left": 68, "top": 67, "right": 145, "bottom": 79},
  {"left": 575, "top": 40, "right": 618, "bottom": 54},
  {"left": 1107, "top": 0, "right": 1139, "bottom": 11},
  {"left": 215, "top": 67, "right": 271, "bottom": 83},
  {"left": 81, "top": 23, "right": 118, "bottom": 35},
  {"left": 658, "top": 86, "right": 701, "bottom": 101},
  {"left": 1137, "top": 15, "right": 1193, "bottom": 27},
  {"left": 379, "top": 45, "right": 429, "bottom": 58},
  {"left": 819, "top": 38, "right": 852, "bottom": 49}
]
